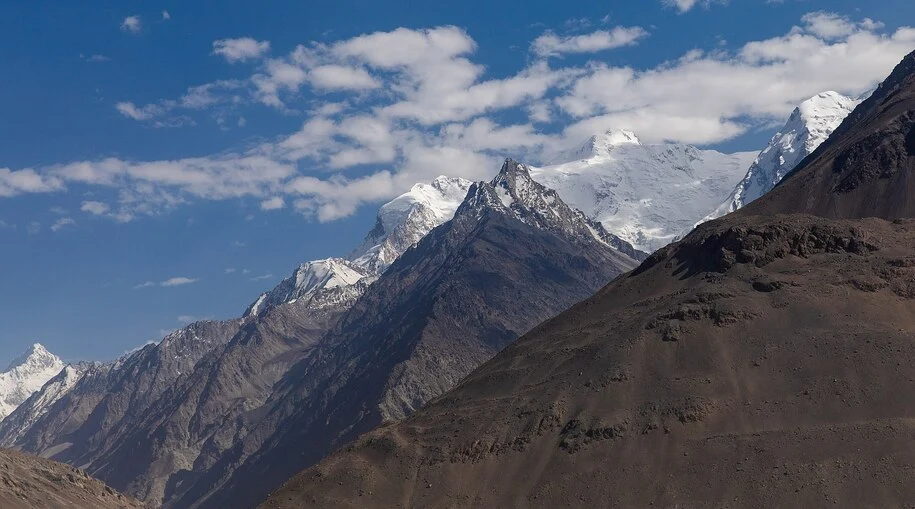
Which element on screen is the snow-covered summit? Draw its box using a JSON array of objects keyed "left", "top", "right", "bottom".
[
  {"left": 695, "top": 91, "right": 858, "bottom": 226},
  {"left": 530, "top": 133, "right": 757, "bottom": 253},
  {"left": 245, "top": 258, "right": 374, "bottom": 318},
  {"left": 548, "top": 129, "right": 641, "bottom": 165},
  {"left": 457, "top": 159, "right": 644, "bottom": 260},
  {"left": 349, "top": 176, "right": 472, "bottom": 273},
  {"left": 0, "top": 344, "right": 64, "bottom": 421}
]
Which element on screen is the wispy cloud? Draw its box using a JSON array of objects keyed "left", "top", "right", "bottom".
[
  {"left": 531, "top": 26, "right": 649, "bottom": 57},
  {"left": 50, "top": 217, "right": 75, "bottom": 232},
  {"left": 161, "top": 277, "right": 198, "bottom": 287},
  {"left": 120, "top": 15, "right": 142, "bottom": 34},
  {"left": 177, "top": 314, "right": 210, "bottom": 324},
  {"left": 162, "top": 10, "right": 171, "bottom": 21},
  {"left": 662, "top": 0, "right": 728, "bottom": 13},
  {"left": 135, "top": 277, "right": 200, "bottom": 289},
  {"left": 3, "top": 14, "right": 914, "bottom": 226},
  {"left": 80, "top": 200, "right": 110, "bottom": 215},
  {"left": 81, "top": 53, "right": 110, "bottom": 63},
  {"left": 212, "top": 37, "right": 271, "bottom": 63},
  {"left": 26, "top": 221, "right": 41, "bottom": 235},
  {"left": 249, "top": 273, "right": 273, "bottom": 281},
  {"left": 260, "top": 196, "right": 285, "bottom": 210}
]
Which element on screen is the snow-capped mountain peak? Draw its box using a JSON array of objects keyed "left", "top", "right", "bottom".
[
  {"left": 587, "top": 128, "right": 641, "bottom": 153},
  {"left": 245, "top": 258, "right": 374, "bottom": 318},
  {"left": 0, "top": 343, "right": 64, "bottom": 421},
  {"left": 348, "top": 176, "right": 472, "bottom": 273},
  {"left": 530, "top": 132, "right": 757, "bottom": 253},
  {"left": 549, "top": 129, "right": 641, "bottom": 165},
  {"left": 458, "top": 159, "right": 645, "bottom": 260},
  {"left": 692, "top": 91, "right": 859, "bottom": 228}
]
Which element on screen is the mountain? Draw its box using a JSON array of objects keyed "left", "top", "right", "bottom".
[
  {"left": 0, "top": 263, "right": 376, "bottom": 506},
  {"left": 349, "top": 176, "right": 472, "bottom": 273},
  {"left": 530, "top": 129, "right": 757, "bottom": 253},
  {"left": 165, "top": 159, "right": 639, "bottom": 509},
  {"left": 245, "top": 258, "right": 375, "bottom": 317},
  {"left": 0, "top": 175, "right": 472, "bottom": 508},
  {"left": 695, "top": 91, "right": 858, "bottom": 225},
  {"left": 0, "top": 344, "right": 63, "bottom": 421},
  {"left": 264, "top": 50, "right": 915, "bottom": 508},
  {"left": 0, "top": 448, "right": 145, "bottom": 509},
  {"left": 745, "top": 49, "right": 915, "bottom": 219}
]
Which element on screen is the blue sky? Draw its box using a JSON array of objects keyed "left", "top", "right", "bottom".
[{"left": 1, "top": 0, "right": 914, "bottom": 365}]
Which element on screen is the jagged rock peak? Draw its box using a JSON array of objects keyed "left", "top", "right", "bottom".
[{"left": 456, "top": 159, "right": 644, "bottom": 261}]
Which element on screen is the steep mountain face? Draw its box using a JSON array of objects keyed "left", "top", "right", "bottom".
[
  {"left": 349, "top": 176, "right": 472, "bottom": 273},
  {"left": 530, "top": 130, "right": 757, "bottom": 253},
  {"left": 0, "top": 267, "right": 372, "bottom": 507},
  {"left": 0, "top": 175, "right": 472, "bottom": 508},
  {"left": 0, "top": 448, "right": 145, "bottom": 509},
  {"left": 263, "top": 51, "right": 915, "bottom": 509},
  {"left": 697, "top": 91, "right": 858, "bottom": 224},
  {"left": 0, "top": 320, "right": 242, "bottom": 462},
  {"left": 167, "top": 160, "right": 639, "bottom": 509},
  {"left": 0, "top": 344, "right": 63, "bottom": 421},
  {"left": 746, "top": 49, "right": 915, "bottom": 219}
]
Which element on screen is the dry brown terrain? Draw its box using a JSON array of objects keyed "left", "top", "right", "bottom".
[
  {"left": 262, "top": 214, "right": 915, "bottom": 508},
  {"left": 0, "top": 447, "right": 145, "bottom": 508}
]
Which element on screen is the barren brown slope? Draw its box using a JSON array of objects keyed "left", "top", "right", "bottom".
[
  {"left": 744, "top": 49, "right": 915, "bottom": 219},
  {"left": 262, "top": 50, "right": 915, "bottom": 508},
  {"left": 0, "top": 448, "right": 145, "bottom": 508},
  {"left": 264, "top": 214, "right": 915, "bottom": 509}
]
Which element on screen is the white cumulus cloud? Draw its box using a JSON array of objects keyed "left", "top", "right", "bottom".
[
  {"left": 121, "top": 16, "right": 142, "bottom": 34},
  {"left": 213, "top": 37, "right": 271, "bottom": 63},
  {"left": 4, "top": 14, "right": 914, "bottom": 225}
]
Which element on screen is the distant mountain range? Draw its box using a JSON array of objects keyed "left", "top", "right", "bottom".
[{"left": 0, "top": 87, "right": 866, "bottom": 508}]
